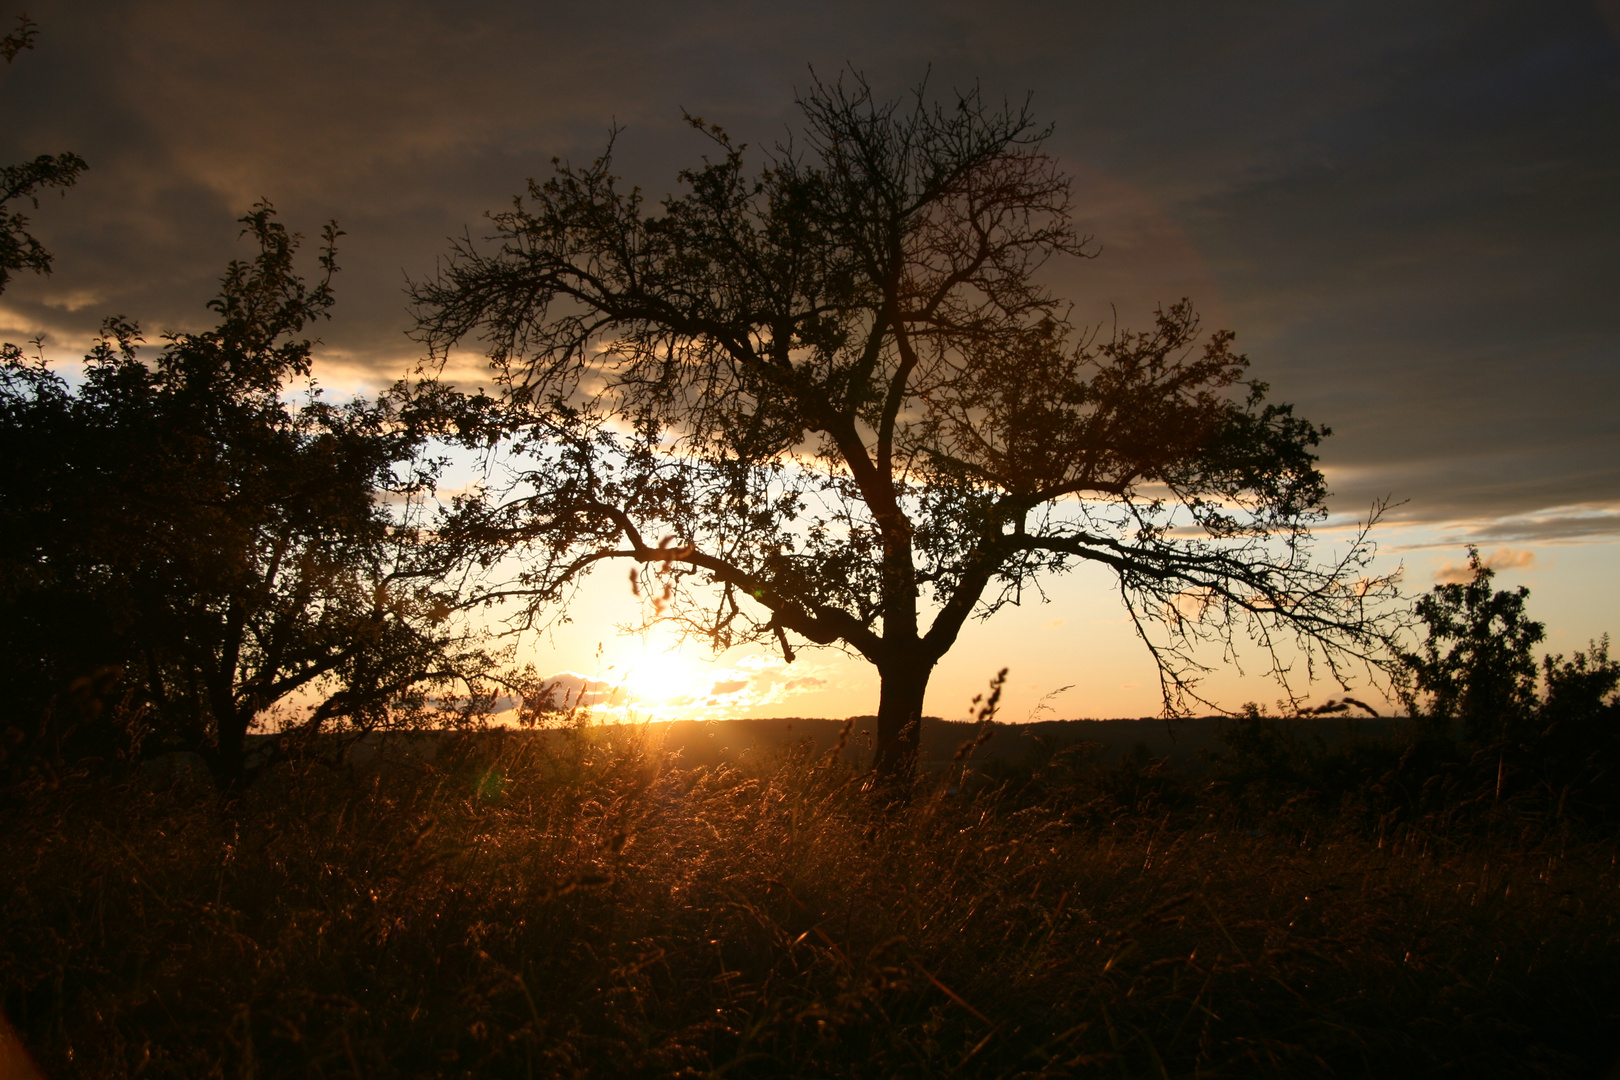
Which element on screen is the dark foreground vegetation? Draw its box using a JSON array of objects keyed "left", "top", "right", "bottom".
[{"left": 5, "top": 696, "right": 1620, "bottom": 1080}]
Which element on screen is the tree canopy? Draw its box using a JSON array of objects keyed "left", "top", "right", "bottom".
[
  {"left": 0, "top": 206, "right": 487, "bottom": 786},
  {"left": 1397, "top": 548, "right": 1547, "bottom": 745},
  {"left": 413, "top": 74, "right": 1402, "bottom": 777}
]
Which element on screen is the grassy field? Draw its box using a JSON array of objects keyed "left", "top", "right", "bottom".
[{"left": 4, "top": 720, "right": 1619, "bottom": 1078}]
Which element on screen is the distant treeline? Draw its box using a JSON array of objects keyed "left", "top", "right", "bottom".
[{"left": 644, "top": 713, "right": 1396, "bottom": 769}]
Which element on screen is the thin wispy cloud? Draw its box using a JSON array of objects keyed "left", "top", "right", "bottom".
[{"left": 1390, "top": 504, "right": 1620, "bottom": 552}]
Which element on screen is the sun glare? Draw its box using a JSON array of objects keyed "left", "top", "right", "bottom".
[{"left": 620, "top": 646, "right": 708, "bottom": 708}]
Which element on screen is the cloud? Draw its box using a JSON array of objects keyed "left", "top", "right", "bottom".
[
  {"left": 716, "top": 657, "right": 833, "bottom": 708},
  {"left": 1447, "top": 505, "right": 1620, "bottom": 546},
  {"left": 4, "top": 0, "right": 1615, "bottom": 544},
  {"left": 1388, "top": 504, "right": 1620, "bottom": 551},
  {"left": 536, "top": 670, "right": 620, "bottom": 708},
  {"left": 1434, "top": 546, "right": 1536, "bottom": 584},
  {"left": 532, "top": 651, "right": 840, "bottom": 721}
]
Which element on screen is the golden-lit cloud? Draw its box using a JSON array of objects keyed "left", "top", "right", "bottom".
[
  {"left": 1434, "top": 547, "right": 1535, "bottom": 584},
  {"left": 516, "top": 644, "right": 837, "bottom": 724}
]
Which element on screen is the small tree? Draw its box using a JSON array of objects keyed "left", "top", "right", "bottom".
[
  {"left": 414, "top": 75, "right": 1400, "bottom": 779},
  {"left": 0, "top": 206, "right": 486, "bottom": 786},
  {"left": 1397, "top": 548, "right": 1545, "bottom": 745},
  {"left": 1396, "top": 551, "right": 1619, "bottom": 815}
]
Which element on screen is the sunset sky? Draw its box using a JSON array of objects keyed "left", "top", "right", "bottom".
[{"left": 4, "top": 0, "right": 1617, "bottom": 723}]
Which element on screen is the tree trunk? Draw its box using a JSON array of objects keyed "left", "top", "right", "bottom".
[
  {"left": 874, "top": 660, "right": 932, "bottom": 782},
  {"left": 210, "top": 710, "right": 249, "bottom": 791}
]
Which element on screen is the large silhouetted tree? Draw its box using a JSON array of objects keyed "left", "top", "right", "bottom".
[{"left": 414, "top": 74, "right": 1401, "bottom": 779}]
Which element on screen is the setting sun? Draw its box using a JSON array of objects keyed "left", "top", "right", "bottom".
[{"left": 618, "top": 644, "right": 710, "bottom": 709}]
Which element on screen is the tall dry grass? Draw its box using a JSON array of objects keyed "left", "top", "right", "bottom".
[{"left": 3, "top": 723, "right": 1618, "bottom": 1078}]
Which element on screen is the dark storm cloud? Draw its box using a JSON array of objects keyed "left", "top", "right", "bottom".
[{"left": 2, "top": 0, "right": 1615, "bottom": 531}]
